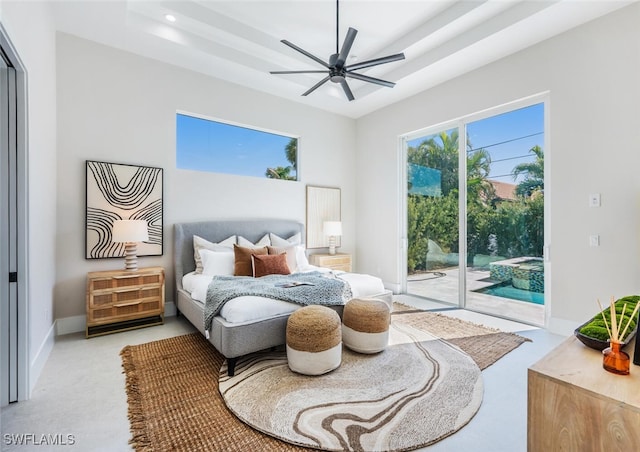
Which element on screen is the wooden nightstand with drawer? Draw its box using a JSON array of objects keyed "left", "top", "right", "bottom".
[
  {"left": 86, "top": 266, "right": 165, "bottom": 338},
  {"left": 309, "top": 253, "right": 352, "bottom": 272}
]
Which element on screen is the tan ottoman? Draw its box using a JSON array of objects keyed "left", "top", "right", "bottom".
[
  {"left": 342, "top": 298, "right": 390, "bottom": 354},
  {"left": 286, "top": 305, "right": 342, "bottom": 375}
]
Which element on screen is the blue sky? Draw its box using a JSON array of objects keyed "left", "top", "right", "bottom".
[
  {"left": 176, "top": 114, "right": 296, "bottom": 178},
  {"left": 177, "top": 103, "right": 543, "bottom": 184},
  {"left": 409, "top": 102, "right": 544, "bottom": 184}
]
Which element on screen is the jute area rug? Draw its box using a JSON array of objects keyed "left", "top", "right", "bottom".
[{"left": 121, "top": 304, "right": 530, "bottom": 451}]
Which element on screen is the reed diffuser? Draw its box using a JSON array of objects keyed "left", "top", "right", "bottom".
[{"left": 597, "top": 297, "right": 640, "bottom": 375}]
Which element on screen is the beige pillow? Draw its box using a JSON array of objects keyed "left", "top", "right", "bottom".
[
  {"left": 251, "top": 254, "right": 291, "bottom": 278},
  {"left": 237, "top": 234, "right": 270, "bottom": 248},
  {"left": 267, "top": 245, "right": 298, "bottom": 273},
  {"left": 233, "top": 244, "right": 268, "bottom": 276},
  {"left": 269, "top": 232, "right": 301, "bottom": 247},
  {"left": 193, "top": 235, "right": 236, "bottom": 274}
]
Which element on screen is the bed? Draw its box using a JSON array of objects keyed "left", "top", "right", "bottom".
[{"left": 174, "top": 219, "right": 392, "bottom": 375}]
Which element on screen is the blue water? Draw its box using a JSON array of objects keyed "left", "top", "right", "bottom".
[{"left": 475, "top": 282, "right": 545, "bottom": 305}]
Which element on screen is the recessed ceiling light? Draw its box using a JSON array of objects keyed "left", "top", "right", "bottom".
[{"left": 165, "top": 14, "right": 176, "bottom": 23}]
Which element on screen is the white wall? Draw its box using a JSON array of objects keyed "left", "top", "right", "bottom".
[
  {"left": 0, "top": 0, "right": 58, "bottom": 393},
  {"left": 355, "top": 3, "right": 640, "bottom": 334},
  {"left": 55, "top": 33, "right": 356, "bottom": 321}
]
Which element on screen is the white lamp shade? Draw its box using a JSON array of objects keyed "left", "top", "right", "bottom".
[
  {"left": 112, "top": 220, "right": 149, "bottom": 243},
  {"left": 323, "top": 221, "right": 342, "bottom": 236}
]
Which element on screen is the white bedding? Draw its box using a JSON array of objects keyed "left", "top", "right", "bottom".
[{"left": 182, "top": 265, "right": 386, "bottom": 324}]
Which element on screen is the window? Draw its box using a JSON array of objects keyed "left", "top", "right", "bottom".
[{"left": 176, "top": 113, "right": 298, "bottom": 181}]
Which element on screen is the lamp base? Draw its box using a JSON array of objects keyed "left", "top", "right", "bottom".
[
  {"left": 123, "top": 242, "right": 139, "bottom": 271},
  {"left": 328, "top": 236, "right": 336, "bottom": 255}
]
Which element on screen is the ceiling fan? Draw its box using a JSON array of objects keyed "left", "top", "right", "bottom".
[{"left": 270, "top": 0, "right": 405, "bottom": 101}]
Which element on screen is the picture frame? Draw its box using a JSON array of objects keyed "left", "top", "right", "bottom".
[
  {"left": 85, "top": 160, "right": 163, "bottom": 259},
  {"left": 306, "top": 185, "right": 341, "bottom": 249}
]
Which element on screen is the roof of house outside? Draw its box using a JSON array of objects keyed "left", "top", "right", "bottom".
[{"left": 490, "top": 180, "right": 517, "bottom": 201}]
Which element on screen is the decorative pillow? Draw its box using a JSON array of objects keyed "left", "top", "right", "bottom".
[
  {"left": 267, "top": 245, "right": 298, "bottom": 273},
  {"left": 251, "top": 253, "right": 291, "bottom": 278},
  {"left": 193, "top": 235, "right": 236, "bottom": 274},
  {"left": 238, "top": 234, "right": 271, "bottom": 248},
  {"left": 269, "top": 232, "right": 302, "bottom": 247},
  {"left": 199, "top": 249, "right": 235, "bottom": 276},
  {"left": 233, "top": 244, "right": 268, "bottom": 276}
]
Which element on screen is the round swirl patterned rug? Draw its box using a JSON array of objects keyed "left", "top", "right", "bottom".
[{"left": 219, "top": 321, "right": 483, "bottom": 452}]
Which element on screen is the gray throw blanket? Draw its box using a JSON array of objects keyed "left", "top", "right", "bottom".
[{"left": 204, "top": 271, "right": 352, "bottom": 332}]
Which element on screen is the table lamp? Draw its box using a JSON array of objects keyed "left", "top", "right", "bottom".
[
  {"left": 323, "top": 221, "right": 342, "bottom": 255},
  {"left": 112, "top": 220, "right": 149, "bottom": 271}
]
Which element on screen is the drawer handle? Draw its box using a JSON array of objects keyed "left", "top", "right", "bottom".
[
  {"left": 112, "top": 274, "right": 140, "bottom": 280},
  {"left": 113, "top": 288, "right": 139, "bottom": 294},
  {"left": 114, "top": 301, "right": 142, "bottom": 308}
]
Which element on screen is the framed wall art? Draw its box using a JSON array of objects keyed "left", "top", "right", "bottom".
[
  {"left": 306, "top": 185, "right": 341, "bottom": 249},
  {"left": 85, "top": 160, "right": 163, "bottom": 259}
]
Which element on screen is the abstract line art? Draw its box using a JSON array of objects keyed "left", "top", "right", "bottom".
[{"left": 86, "top": 160, "right": 163, "bottom": 259}]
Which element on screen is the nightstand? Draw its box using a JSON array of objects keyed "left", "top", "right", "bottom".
[
  {"left": 86, "top": 266, "right": 165, "bottom": 338},
  {"left": 309, "top": 253, "right": 352, "bottom": 272}
]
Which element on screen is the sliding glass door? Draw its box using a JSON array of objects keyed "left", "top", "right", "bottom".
[
  {"left": 405, "top": 126, "right": 460, "bottom": 305},
  {"left": 404, "top": 101, "right": 545, "bottom": 325}
]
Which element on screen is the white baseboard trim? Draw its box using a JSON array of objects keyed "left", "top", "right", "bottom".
[
  {"left": 29, "top": 321, "right": 55, "bottom": 395},
  {"left": 55, "top": 301, "right": 177, "bottom": 336},
  {"left": 383, "top": 281, "right": 400, "bottom": 294},
  {"left": 546, "top": 316, "right": 578, "bottom": 336},
  {"left": 56, "top": 315, "right": 85, "bottom": 336}
]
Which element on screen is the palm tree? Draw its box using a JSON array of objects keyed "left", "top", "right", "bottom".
[
  {"left": 513, "top": 145, "right": 544, "bottom": 197},
  {"left": 265, "top": 138, "right": 297, "bottom": 180},
  {"left": 467, "top": 148, "right": 495, "bottom": 203},
  {"left": 265, "top": 166, "right": 294, "bottom": 180},
  {"left": 285, "top": 138, "right": 297, "bottom": 171}
]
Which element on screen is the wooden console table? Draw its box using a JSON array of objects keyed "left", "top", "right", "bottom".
[{"left": 528, "top": 335, "right": 640, "bottom": 451}]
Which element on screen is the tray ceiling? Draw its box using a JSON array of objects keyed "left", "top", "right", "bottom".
[{"left": 52, "top": 1, "right": 633, "bottom": 118}]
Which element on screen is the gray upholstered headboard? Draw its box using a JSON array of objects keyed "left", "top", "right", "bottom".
[{"left": 173, "top": 219, "right": 304, "bottom": 298}]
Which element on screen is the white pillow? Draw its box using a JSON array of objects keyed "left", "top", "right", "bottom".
[
  {"left": 238, "top": 234, "right": 270, "bottom": 248},
  {"left": 270, "top": 232, "right": 302, "bottom": 247},
  {"left": 193, "top": 235, "right": 235, "bottom": 274},
  {"left": 295, "top": 245, "right": 310, "bottom": 271},
  {"left": 199, "top": 249, "right": 235, "bottom": 276}
]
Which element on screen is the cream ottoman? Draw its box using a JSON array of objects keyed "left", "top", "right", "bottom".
[
  {"left": 342, "top": 298, "right": 390, "bottom": 354},
  {"left": 286, "top": 305, "right": 342, "bottom": 375}
]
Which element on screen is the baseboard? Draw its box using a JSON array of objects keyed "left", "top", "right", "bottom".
[
  {"left": 55, "top": 301, "right": 177, "bottom": 336},
  {"left": 383, "top": 281, "right": 400, "bottom": 294},
  {"left": 29, "top": 321, "right": 55, "bottom": 396},
  {"left": 546, "top": 315, "right": 578, "bottom": 336},
  {"left": 55, "top": 315, "right": 86, "bottom": 336}
]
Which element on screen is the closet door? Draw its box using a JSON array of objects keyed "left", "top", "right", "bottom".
[{"left": 0, "top": 51, "right": 19, "bottom": 406}]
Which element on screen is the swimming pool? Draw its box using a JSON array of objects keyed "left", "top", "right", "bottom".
[
  {"left": 475, "top": 282, "right": 545, "bottom": 305},
  {"left": 489, "top": 257, "right": 544, "bottom": 293}
]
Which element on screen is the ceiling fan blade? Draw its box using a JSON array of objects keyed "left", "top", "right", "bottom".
[
  {"left": 335, "top": 27, "right": 358, "bottom": 68},
  {"left": 340, "top": 79, "right": 355, "bottom": 101},
  {"left": 270, "top": 70, "right": 328, "bottom": 74},
  {"left": 346, "top": 53, "right": 405, "bottom": 71},
  {"left": 302, "top": 76, "right": 331, "bottom": 96},
  {"left": 281, "top": 40, "right": 330, "bottom": 68},
  {"left": 346, "top": 71, "right": 396, "bottom": 88}
]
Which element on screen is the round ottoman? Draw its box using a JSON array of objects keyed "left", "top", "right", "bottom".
[
  {"left": 286, "top": 305, "right": 342, "bottom": 375},
  {"left": 342, "top": 298, "right": 390, "bottom": 354}
]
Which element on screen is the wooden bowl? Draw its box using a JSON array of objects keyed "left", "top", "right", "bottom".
[{"left": 574, "top": 319, "right": 636, "bottom": 351}]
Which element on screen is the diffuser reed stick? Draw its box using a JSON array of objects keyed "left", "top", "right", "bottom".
[{"left": 601, "top": 296, "right": 640, "bottom": 343}]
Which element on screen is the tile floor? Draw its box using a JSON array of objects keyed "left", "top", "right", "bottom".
[{"left": 1, "top": 299, "right": 566, "bottom": 452}]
